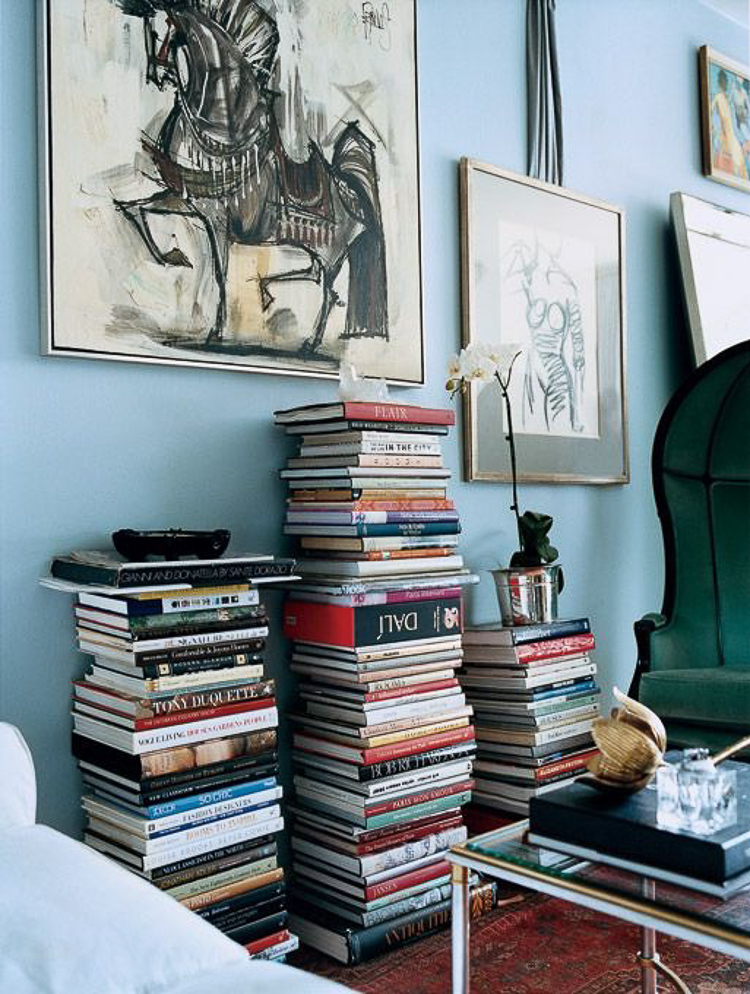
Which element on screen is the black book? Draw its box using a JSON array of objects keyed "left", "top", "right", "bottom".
[
  {"left": 293, "top": 741, "right": 476, "bottom": 783},
  {"left": 78, "top": 606, "right": 267, "bottom": 643},
  {"left": 93, "top": 652, "right": 264, "bottom": 679},
  {"left": 81, "top": 759, "right": 280, "bottom": 807},
  {"left": 195, "top": 880, "right": 285, "bottom": 923},
  {"left": 222, "top": 910, "right": 288, "bottom": 945},
  {"left": 105, "top": 637, "right": 267, "bottom": 665},
  {"left": 207, "top": 894, "right": 286, "bottom": 932},
  {"left": 50, "top": 551, "right": 296, "bottom": 588},
  {"left": 463, "top": 617, "right": 591, "bottom": 646},
  {"left": 529, "top": 759, "right": 750, "bottom": 884},
  {"left": 288, "top": 896, "right": 452, "bottom": 965},
  {"left": 71, "top": 729, "right": 277, "bottom": 788},
  {"left": 152, "top": 840, "right": 278, "bottom": 888}
]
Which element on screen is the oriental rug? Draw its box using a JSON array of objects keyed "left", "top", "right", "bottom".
[{"left": 291, "top": 890, "right": 750, "bottom": 993}]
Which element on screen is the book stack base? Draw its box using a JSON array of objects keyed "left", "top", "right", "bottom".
[
  {"left": 47, "top": 550, "right": 298, "bottom": 961},
  {"left": 460, "top": 617, "right": 601, "bottom": 815},
  {"left": 275, "top": 399, "right": 486, "bottom": 963}
]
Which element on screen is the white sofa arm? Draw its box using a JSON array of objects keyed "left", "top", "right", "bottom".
[{"left": 0, "top": 722, "right": 37, "bottom": 828}]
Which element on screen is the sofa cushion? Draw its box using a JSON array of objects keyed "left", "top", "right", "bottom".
[
  {"left": 167, "top": 960, "right": 352, "bottom": 994},
  {"left": 0, "top": 723, "right": 36, "bottom": 827},
  {"left": 640, "top": 667, "right": 750, "bottom": 729},
  {"left": 0, "top": 824, "right": 248, "bottom": 994}
]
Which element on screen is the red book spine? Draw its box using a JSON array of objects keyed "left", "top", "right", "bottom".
[
  {"left": 364, "top": 678, "right": 458, "bottom": 702},
  {"left": 245, "top": 929, "right": 290, "bottom": 955},
  {"left": 364, "top": 779, "right": 474, "bottom": 815},
  {"left": 361, "top": 726, "right": 475, "bottom": 764},
  {"left": 350, "top": 812, "right": 463, "bottom": 847},
  {"left": 74, "top": 696, "right": 275, "bottom": 730},
  {"left": 516, "top": 633, "right": 597, "bottom": 663},
  {"left": 364, "top": 859, "right": 450, "bottom": 901},
  {"left": 536, "top": 748, "right": 600, "bottom": 781},
  {"left": 341, "top": 402, "right": 455, "bottom": 426}
]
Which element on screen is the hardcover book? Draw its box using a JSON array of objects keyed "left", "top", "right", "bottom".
[{"left": 529, "top": 760, "right": 750, "bottom": 883}]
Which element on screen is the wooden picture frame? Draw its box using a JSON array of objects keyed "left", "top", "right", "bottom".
[
  {"left": 699, "top": 45, "right": 750, "bottom": 195},
  {"left": 459, "top": 158, "right": 628, "bottom": 484},
  {"left": 39, "top": 0, "right": 424, "bottom": 384}
]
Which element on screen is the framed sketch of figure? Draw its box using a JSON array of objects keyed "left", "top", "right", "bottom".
[
  {"left": 459, "top": 159, "right": 628, "bottom": 484},
  {"left": 39, "top": 0, "right": 423, "bottom": 383},
  {"left": 700, "top": 46, "right": 750, "bottom": 194}
]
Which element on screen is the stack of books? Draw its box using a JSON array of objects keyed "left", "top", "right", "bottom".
[
  {"left": 459, "top": 617, "right": 601, "bottom": 815},
  {"left": 274, "top": 399, "right": 479, "bottom": 963},
  {"left": 46, "top": 549, "right": 299, "bottom": 963}
]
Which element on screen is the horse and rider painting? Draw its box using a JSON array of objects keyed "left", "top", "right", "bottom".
[{"left": 42, "top": 0, "right": 423, "bottom": 383}]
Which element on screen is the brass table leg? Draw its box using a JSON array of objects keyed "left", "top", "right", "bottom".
[
  {"left": 451, "top": 863, "right": 470, "bottom": 994},
  {"left": 638, "top": 879, "right": 692, "bottom": 994}
]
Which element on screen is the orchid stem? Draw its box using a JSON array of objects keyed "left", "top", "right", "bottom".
[{"left": 498, "top": 369, "right": 522, "bottom": 552}]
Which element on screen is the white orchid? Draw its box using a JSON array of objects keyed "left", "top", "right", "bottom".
[{"left": 446, "top": 341, "right": 522, "bottom": 394}]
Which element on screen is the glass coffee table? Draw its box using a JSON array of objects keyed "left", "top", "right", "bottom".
[{"left": 449, "top": 820, "right": 750, "bottom": 994}]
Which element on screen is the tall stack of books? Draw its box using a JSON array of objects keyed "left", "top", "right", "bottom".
[
  {"left": 273, "top": 399, "right": 480, "bottom": 963},
  {"left": 459, "top": 617, "right": 601, "bottom": 815},
  {"left": 46, "top": 549, "right": 299, "bottom": 963}
]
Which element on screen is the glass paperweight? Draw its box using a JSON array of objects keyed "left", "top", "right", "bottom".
[{"left": 656, "top": 749, "right": 737, "bottom": 835}]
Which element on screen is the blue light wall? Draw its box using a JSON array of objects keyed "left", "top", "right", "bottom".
[{"left": 1, "top": 0, "right": 748, "bottom": 833}]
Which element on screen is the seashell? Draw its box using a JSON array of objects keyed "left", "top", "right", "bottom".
[{"left": 584, "top": 688, "right": 666, "bottom": 793}]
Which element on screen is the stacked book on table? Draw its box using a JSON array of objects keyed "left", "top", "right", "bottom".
[
  {"left": 46, "top": 549, "right": 299, "bottom": 962},
  {"left": 273, "top": 399, "right": 480, "bottom": 963},
  {"left": 459, "top": 616, "right": 600, "bottom": 815}
]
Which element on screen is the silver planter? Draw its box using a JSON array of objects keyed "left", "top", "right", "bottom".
[{"left": 491, "top": 564, "right": 563, "bottom": 627}]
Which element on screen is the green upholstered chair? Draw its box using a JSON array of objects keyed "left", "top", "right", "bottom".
[{"left": 630, "top": 341, "right": 750, "bottom": 753}]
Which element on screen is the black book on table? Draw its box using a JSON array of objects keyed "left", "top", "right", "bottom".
[{"left": 529, "top": 759, "right": 750, "bottom": 883}]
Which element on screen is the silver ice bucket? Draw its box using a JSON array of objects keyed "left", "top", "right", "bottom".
[{"left": 491, "top": 564, "right": 563, "bottom": 627}]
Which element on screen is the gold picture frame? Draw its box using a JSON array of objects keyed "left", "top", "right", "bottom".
[
  {"left": 699, "top": 46, "right": 750, "bottom": 195},
  {"left": 459, "top": 158, "right": 628, "bottom": 484}
]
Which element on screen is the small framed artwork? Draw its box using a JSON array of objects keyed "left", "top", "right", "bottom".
[
  {"left": 699, "top": 46, "right": 750, "bottom": 194},
  {"left": 39, "top": 0, "right": 423, "bottom": 383},
  {"left": 459, "top": 158, "right": 628, "bottom": 484}
]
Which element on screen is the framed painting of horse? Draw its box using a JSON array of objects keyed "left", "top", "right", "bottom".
[
  {"left": 459, "top": 159, "right": 628, "bottom": 484},
  {"left": 39, "top": 0, "right": 423, "bottom": 384}
]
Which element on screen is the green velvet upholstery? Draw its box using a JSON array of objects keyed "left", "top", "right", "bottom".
[{"left": 632, "top": 341, "right": 750, "bottom": 753}]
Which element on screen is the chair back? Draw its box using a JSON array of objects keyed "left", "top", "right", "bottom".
[
  {"left": 651, "top": 340, "right": 750, "bottom": 672},
  {"left": 0, "top": 723, "right": 37, "bottom": 828}
]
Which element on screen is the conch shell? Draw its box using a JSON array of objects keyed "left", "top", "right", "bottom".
[{"left": 586, "top": 687, "right": 666, "bottom": 791}]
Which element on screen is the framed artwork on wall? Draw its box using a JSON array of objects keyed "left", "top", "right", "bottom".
[
  {"left": 699, "top": 46, "right": 750, "bottom": 194},
  {"left": 671, "top": 191, "right": 750, "bottom": 365},
  {"left": 39, "top": 1, "right": 423, "bottom": 383},
  {"left": 459, "top": 158, "right": 628, "bottom": 484}
]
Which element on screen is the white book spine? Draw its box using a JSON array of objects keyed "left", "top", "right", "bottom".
[
  {"left": 140, "top": 816, "right": 285, "bottom": 869},
  {"left": 73, "top": 705, "right": 278, "bottom": 754},
  {"left": 87, "top": 804, "right": 282, "bottom": 854},
  {"left": 306, "top": 694, "right": 466, "bottom": 726}
]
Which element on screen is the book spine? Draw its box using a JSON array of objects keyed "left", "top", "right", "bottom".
[
  {"left": 364, "top": 860, "right": 450, "bottom": 901},
  {"left": 515, "top": 633, "right": 597, "bottom": 663},
  {"left": 143, "top": 804, "right": 282, "bottom": 853},
  {"left": 362, "top": 726, "right": 476, "bottom": 764},
  {"left": 106, "top": 653, "right": 264, "bottom": 679},
  {"left": 76, "top": 706, "right": 279, "bottom": 754},
  {"left": 196, "top": 882, "right": 285, "bottom": 923},
  {"left": 284, "top": 597, "right": 462, "bottom": 649},
  {"left": 360, "top": 744, "right": 474, "bottom": 781},
  {"left": 127, "top": 761, "right": 278, "bottom": 805},
  {"left": 363, "top": 678, "right": 458, "bottom": 702},
  {"left": 133, "top": 637, "right": 266, "bottom": 664},
  {"left": 115, "top": 560, "right": 297, "bottom": 587},
  {"left": 341, "top": 402, "right": 454, "bottom": 426},
  {"left": 85, "top": 696, "right": 274, "bottom": 730},
  {"left": 132, "top": 589, "right": 260, "bottom": 615},
  {"left": 127, "top": 615, "right": 267, "bottom": 644},
  {"left": 134, "top": 679, "right": 275, "bottom": 717},
  {"left": 123, "top": 605, "right": 266, "bottom": 633},
  {"left": 359, "top": 825, "right": 468, "bottom": 875},
  {"left": 142, "top": 776, "right": 279, "bottom": 818},
  {"left": 365, "top": 781, "right": 473, "bottom": 816},
  {"left": 288, "top": 499, "right": 454, "bottom": 511},
  {"left": 245, "top": 928, "right": 291, "bottom": 956},
  {"left": 536, "top": 749, "right": 600, "bottom": 781},
  {"left": 359, "top": 883, "right": 451, "bottom": 927},
  {"left": 503, "top": 617, "right": 592, "bottom": 645},
  {"left": 150, "top": 837, "right": 278, "bottom": 881},
  {"left": 180, "top": 867, "right": 284, "bottom": 911},
  {"left": 363, "top": 791, "right": 471, "bottom": 830},
  {"left": 347, "top": 899, "right": 452, "bottom": 964}
]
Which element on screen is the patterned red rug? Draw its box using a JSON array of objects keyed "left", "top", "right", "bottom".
[{"left": 291, "top": 890, "right": 750, "bottom": 993}]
